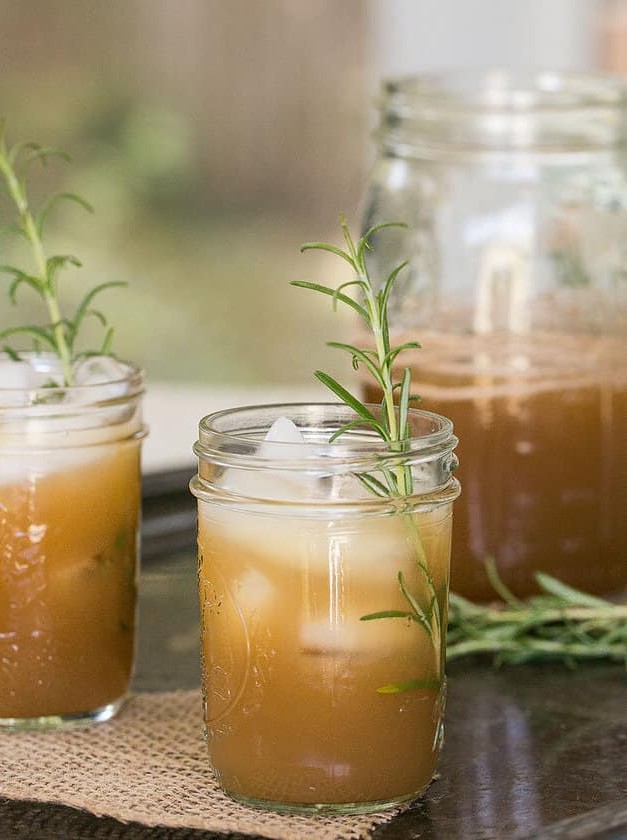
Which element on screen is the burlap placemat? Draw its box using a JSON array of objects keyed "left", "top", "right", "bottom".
[{"left": 0, "top": 690, "right": 409, "bottom": 840}]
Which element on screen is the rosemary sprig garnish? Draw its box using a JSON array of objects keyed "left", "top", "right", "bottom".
[
  {"left": 293, "top": 214, "right": 421, "bottom": 496},
  {"left": 0, "top": 120, "right": 124, "bottom": 386},
  {"left": 295, "top": 215, "right": 443, "bottom": 692},
  {"left": 447, "top": 558, "right": 627, "bottom": 666}
]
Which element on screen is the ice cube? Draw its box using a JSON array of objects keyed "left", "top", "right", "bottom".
[
  {"left": 0, "top": 361, "right": 41, "bottom": 406},
  {"left": 221, "top": 416, "right": 318, "bottom": 501},
  {"left": 236, "top": 568, "right": 275, "bottom": 614},
  {"left": 0, "top": 356, "right": 131, "bottom": 486},
  {"left": 258, "top": 415, "right": 305, "bottom": 455},
  {"left": 300, "top": 612, "right": 418, "bottom": 656},
  {"left": 72, "top": 356, "right": 130, "bottom": 399}
]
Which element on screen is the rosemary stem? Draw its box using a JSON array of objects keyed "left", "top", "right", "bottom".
[
  {"left": 446, "top": 637, "right": 626, "bottom": 662},
  {"left": 358, "top": 267, "right": 413, "bottom": 496},
  {"left": 455, "top": 605, "right": 627, "bottom": 625},
  {"left": 0, "top": 148, "right": 73, "bottom": 385},
  {"left": 24, "top": 214, "right": 74, "bottom": 386}
]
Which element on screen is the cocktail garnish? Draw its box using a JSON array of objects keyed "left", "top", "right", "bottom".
[{"left": 0, "top": 120, "right": 125, "bottom": 386}]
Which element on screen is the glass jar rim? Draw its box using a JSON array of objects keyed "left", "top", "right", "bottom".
[
  {"left": 194, "top": 402, "right": 456, "bottom": 472},
  {"left": 0, "top": 351, "right": 144, "bottom": 410},
  {"left": 0, "top": 351, "right": 144, "bottom": 398},
  {"left": 377, "top": 69, "right": 627, "bottom": 156},
  {"left": 382, "top": 69, "right": 627, "bottom": 114}
]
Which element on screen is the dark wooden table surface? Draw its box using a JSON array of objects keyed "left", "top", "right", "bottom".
[{"left": 1, "top": 470, "right": 626, "bottom": 840}]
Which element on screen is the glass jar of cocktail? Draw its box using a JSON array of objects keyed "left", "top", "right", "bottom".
[
  {"left": 360, "top": 70, "right": 627, "bottom": 600},
  {"left": 190, "top": 402, "right": 460, "bottom": 814},
  {"left": 0, "top": 353, "right": 145, "bottom": 728}
]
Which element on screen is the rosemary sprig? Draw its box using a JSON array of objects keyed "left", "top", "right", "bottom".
[
  {"left": 447, "top": 559, "right": 627, "bottom": 666},
  {"left": 295, "top": 215, "right": 443, "bottom": 692},
  {"left": 0, "top": 120, "right": 124, "bottom": 386},
  {"left": 293, "top": 213, "right": 421, "bottom": 496}
]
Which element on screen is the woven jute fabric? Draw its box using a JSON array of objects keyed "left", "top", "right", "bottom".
[{"left": 0, "top": 690, "right": 407, "bottom": 840}]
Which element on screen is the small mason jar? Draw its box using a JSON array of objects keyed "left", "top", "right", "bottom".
[
  {"left": 360, "top": 70, "right": 627, "bottom": 600},
  {"left": 190, "top": 403, "right": 460, "bottom": 814},
  {"left": 0, "top": 353, "right": 145, "bottom": 728}
]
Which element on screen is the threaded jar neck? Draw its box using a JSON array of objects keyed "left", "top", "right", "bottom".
[
  {"left": 191, "top": 403, "right": 460, "bottom": 511},
  {"left": 377, "top": 70, "right": 627, "bottom": 159}
]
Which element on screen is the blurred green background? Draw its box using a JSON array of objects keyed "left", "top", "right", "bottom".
[
  {"left": 0, "top": 1, "right": 367, "bottom": 385},
  {"left": 0, "top": 0, "right": 615, "bottom": 387}
]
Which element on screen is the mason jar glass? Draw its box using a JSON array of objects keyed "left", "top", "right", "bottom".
[
  {"left": 190, "top": 403, "right": 460, "bottom": 814},
  {"left": 0, "top": 353, "right": 145, "bottom": 728},
  {"left": 360, "top": 70, "right": 627, "bottom": 600}
]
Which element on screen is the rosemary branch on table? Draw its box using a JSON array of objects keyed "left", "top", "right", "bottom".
[{"left": 447, "top": 559, "right": 627, "bottom": 666}]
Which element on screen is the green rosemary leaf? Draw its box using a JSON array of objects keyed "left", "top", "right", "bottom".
[
  {"left": 46, "top": 253, "right": 82, "bottom": 281},
  {"left": 2, "top": 345, "right": 21, "bottom": 361},
  {"left": 84, "top": 308, "right": 107, "bottom": 328},
  {"left": 339, "top": 213, "right": 358, "bottom": 261},
  {"left": 299, "top": 242, "right": 355, "bottom": 268},
  {"left": 361, "top": 609, "right": 421, "bottom": 621},
  {"left": 448, "top": 591, "right": 488, "bottom": 617},
  {"left": 485, "top": 556, "right": 526, "bottom": 608},
  {"left": 354, "top": 471, "right": 391, "bottom": 497},
  {"left": 0, "top": 266, "right": 41, "bottom": 302},
  {"left": 381, "top": 299, "right": 391, "bottom": 357},
  {"left": 0, "top": 224, "right": 27, "bottom": 240},
  {"left": 361, "top": 220, "right": 409, "bottom": 242},
  {"left": 290, "top": 280, "right": 369, "bottom": 322},
  {"left": 326, "top": 342, "right": 387, "bottom": 389},
  {"left": 398, "top": 367, "right": 412, "bottom": 439},
  {"left": 333, "top": 279, "right": 368, "bottom": 310},
  {"left": 21, "top": 145, "right": 71, "bottom": 168},
  {"left": 357, "top": 221, "right": 408, "bottom": 266},
  {"left": 378, "top": 260, "right": 409, "bottom": 324},
  {"left": 376, "top": 677, "right": 440, "bottom": 694},
  {"left": 70, "top": 281, "right": 126, "bottom": 344},
  {"left": 314, "top": 370, "right": 387, "bottom": 437},
  {"left": 0, "top": 325, "right": 57, "bottom": 350},
  {"left": 328, "top": 419, "right": 378, "bottom": 443},
  {"left": 6, "top": 139, "right": 36, "bottom": 165},
  {"left": 384, "top": 341, "right": 421, "bottom": 368},
  {"left": 36, "top": 191, "right": 94, "bottom": 237},
  {"left": 0, "top": 264, "right": 39, "bottom": 281},
  {"left": 533, "top": 573, "right": 610, "bottom": 608},
  {"left": 8, "top": 274, "right": 41, "bottom": 304},
  {"left": 398, "top": 571, "right": 434, "bottom": 640},
  {"left": 100, "top": 326, "right": 115, "bottom": 354}
]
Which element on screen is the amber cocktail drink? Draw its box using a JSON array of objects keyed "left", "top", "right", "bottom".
[
  {"left": 0, "top": 355, "right": 144, "bottom": 728},
  {"left": 360, "top": 333, "right": 627, "bottom": 600},
  {"left": 191, "top": 403, "right": 459, "bottom": 813}
]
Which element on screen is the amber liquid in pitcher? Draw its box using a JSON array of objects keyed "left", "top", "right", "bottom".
[
  {"left": 361, "top": 333, "right": 627, "bottom": 601},
  {"left": 0, "top": 443, "right": 140, "bottom": 720},
  {"left": 197, "top": 504, "right": 452, "bottom": 810}
]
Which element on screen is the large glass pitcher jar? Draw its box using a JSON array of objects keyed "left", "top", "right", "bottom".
[{"left": 359, "top": 71, "right": 627, "bottom": 600}]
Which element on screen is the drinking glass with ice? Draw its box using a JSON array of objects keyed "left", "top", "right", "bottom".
[
  {"left": 0, "top": 353, "right": 145, "bottom": 728},
  {"left": 190, "top": 402, "right": 460, "bottom": 813}
]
